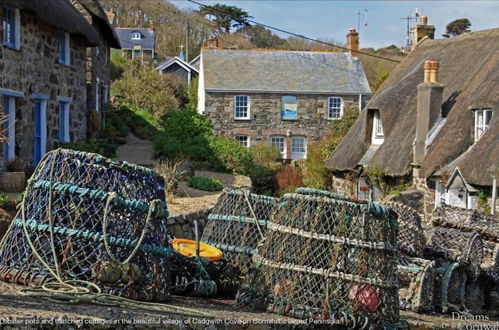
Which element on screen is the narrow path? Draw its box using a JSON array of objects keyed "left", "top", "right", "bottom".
[{"left": 114, "top": 133, "right": 155, "bottom": 168}]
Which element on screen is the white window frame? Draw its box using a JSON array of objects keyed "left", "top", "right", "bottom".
[
  {"left": 234, "top": 95, "right": 250, "bottom": 120},
  {"left": 58, "top": 31, "right": 70, "bottom": 65},
  {"left": 234, "top": 135, "right": 250, "bottom": 148},
  {"left": 103, "top": 84, "right": 109, "bottom": 105},
  {"left": 371, "top": 109, "right": 384, "bottom": 145},
  {"left": 328, "top": 96, "right": 343, "bottom": 120},
  {"left": 131, "top": 32, "right": 141, "bottom": 40},
  {"left": 291, "top": 136, "right": 307, "bottom": 160},
  {"left": 474, "top": 109, "right": 492, "bottom": 141},
  {"left": 270, "top": 135, "right": 286, "bottom": 158},
  {"left": 132, "top": 49, "right": 141, "bottom": 58},
  {"left": 58, "top": 99, "right": 71, "bottom": 143},
  {"left": 2, "top": 6, "right": 20, "bottom": 50}
]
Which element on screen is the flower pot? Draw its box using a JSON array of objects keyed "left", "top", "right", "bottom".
[{"left": 0, "top": 171, "right": 26, "bottom": 193}]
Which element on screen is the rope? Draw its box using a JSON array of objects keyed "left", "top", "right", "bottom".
[
  {"left": 243, "top": 189, "right": 265, "bottom": 240},
  {"left": 12, "top": 149, "right": 211, "bottom": 319}
]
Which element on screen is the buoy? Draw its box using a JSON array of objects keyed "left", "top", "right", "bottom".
[
  {"left": 348, "top": 284, "right": 379, "bottom": 313},
  {"left": 170, "top": 239, "right": 223, "bottom": 262}
]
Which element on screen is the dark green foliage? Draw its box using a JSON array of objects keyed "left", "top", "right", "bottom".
[
  {"left": 159, "top": 108, "right": 212, "bottom": 140},
  {"left": 118, "top": 104, "right": 159, "bottom": 140},
  {"left": 110, "top": 49, "right": 128, "bottom": 80},
  {"left": 199, "top": 4, "right": 252, "bottom": 35},
  {"left": 188, "top": 176, "right": 223, "bottom": 192},
  {"left": 444, "top": 18, "right": 471, "bottom": 37},
  {"left": 65, "top": 139, "right": 117, "bottom": 158},
  {"left": 104, "top": 106, "right": 130, "bottom": 140},
  {"left": 241, "top": 25, "right": 287, "bottom": 48}
]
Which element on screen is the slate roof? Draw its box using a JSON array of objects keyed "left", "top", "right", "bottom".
[
  {"left": 326, "top": 28, "right": 499, "bottom": 187},
  {"left": 5, "top": 0, "right": 99, "bottom": 46},
  {"left": 115, "top": 28, "right": 155, "bottom": 50},
  {"left": 201, "top": 49, "right": 371, "bottom": 94},
  {"left": 75, "top": 0, "right": 121, "bottom": 48},
  {"left": 156, "top": 57, "right": 199, "bottom": 73}
]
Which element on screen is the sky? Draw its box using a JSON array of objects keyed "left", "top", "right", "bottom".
[{"left": 171, "top": 0, "right": 499, "bottom": 49}]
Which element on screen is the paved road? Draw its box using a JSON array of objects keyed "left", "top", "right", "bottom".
[{"left": 115, "top": 134, "right": 155, "bottom": 168}]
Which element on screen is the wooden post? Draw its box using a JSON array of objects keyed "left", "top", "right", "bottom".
[{"left": 492, "top": 177, "right": 497, "bottom": 215}]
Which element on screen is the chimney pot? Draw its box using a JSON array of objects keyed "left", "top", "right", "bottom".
[
  {"left": 420, "top": 16, "right": 428, "bottom": 25},
  {"left": 346, "top": 29, "right": 359, "bottom": 57},
  {"left": 424, "top": 60, "right": 439, "bottom": 83},
  {"left": 207, "top": 38, "right": 219, "bottom": 49}
]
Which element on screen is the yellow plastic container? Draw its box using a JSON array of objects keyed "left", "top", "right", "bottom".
[{"left": 170, "top": 239, "right": 223, "bottom": 262}]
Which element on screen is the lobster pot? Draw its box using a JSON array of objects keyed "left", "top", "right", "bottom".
[
  {"left": 0, "top": 150, "right": 171, "bottom": 302},
  {"left": 397, "top": 256, "right": 435, "bottom": 312},
  {"left": 31, "top": 149, "right": 166, "bottom": 203},
  {"left": 481, "top": 240, "right": 499, "bottom": 273},
  {"left": 244, "top": 193, "right": 400, "bottom": 327},
  {"left": 424, "top": 227, "right": 483, "bottom": 278},
  {"left": 465, "top": 278, "right": 486, "bottom": 315},
  {"left": 383, "top": 201, "right": 424, "bottom": 256},
  {"left": 432, "top": 205, "right": 499, "bottom": 241},
  {"left": 169, "top": 253, "right": 218, "bottom": 297},
  {"left": 201, "top": 189, "right": 276, "bottom": 295},
  {"left": 433, "top": 261, "right": 467, "bottom": 313}
]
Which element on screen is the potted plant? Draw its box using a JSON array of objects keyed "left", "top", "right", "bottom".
[{"left": 0, "top": 159, "right": 27, "bottom": 193}]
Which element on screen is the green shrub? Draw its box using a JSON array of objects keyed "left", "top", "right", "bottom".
[
  {"left": 207, "top": 135, "right": 253, "bottom": 174},
  {"left": 249, "top": 144, "right": 282, "bottom": 171},
  {"left": 104, "top": 106, "right": 130, "bottom": 140},
  {"left": 0, "top": 192, "right": 9, "bottom": 207},
  {"left": 110, "top": 49, "right": 128, "bottom": 80},
  {"left": 117, "top": 104, "right": 159, "bottom": 140},
  {"left": 247, "top": 164, "right": 277, "bottom": 196},
  {"left": 112, "top": 63, "right": 188, "bottom": 120},
  {"left": 65, "top": 139, "right": 117, "bottom": 158},
  {"left": 188, "top": 176, "right": 223, "bottom": 192},
  {"left": 159, "top": 108, "right": 212, "bottom": 140}
]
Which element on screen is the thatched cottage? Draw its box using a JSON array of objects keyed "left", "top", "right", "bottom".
[
  {"left": 197, "top": 30, "right": 371, "bottom": 161},
  {"left": 72, "top": 0, "right": 121, "bottom": 133},
  {"left": 0, "top": 0, "right": 118, "bottom": 173},
  {"left": 326, "top": 28, "right": 498, "bottom": 217}
]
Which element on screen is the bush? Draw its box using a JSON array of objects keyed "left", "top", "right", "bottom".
[
  {"left": 188, "top": 176, "right": 223, "bottom": 192},
  {"left": 0, "top": 192, "right": 9, "bottom": 207},
  {"left": 247, "top": 164, "right": 277, "bottom": 196},
  {"left": 249, "top": 144, "right": 282, "bottom": 171},
  {"left": 276, "top": 165, "right": 303, "bottom": 195},
  {"left": 207, "top": 136, "right": 253, "bottom": 174},
  {"left": 112, "top": 63, "right": 188, "bottom": 120},
  {"left": 303, "top": 107, "right": 359, "bottom": 189},
  {"left": 65, "top": 139, "right": 117, "bottom": 158},
  {"left": 118, "top": 104, "right": 159, "bottom": 140},
  {"left": 110, "top": 49, "right": 128, "bottom": 80},
  {"left": 104, "top": 106, "right": 130, "bottom": 140},
  {"left": 159, "top": 108, "right": 212, "bottom": 140}
]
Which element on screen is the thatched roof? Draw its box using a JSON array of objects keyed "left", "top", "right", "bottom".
[
  {"left": 75, "top": 0, "right": 121, "bottom": 48},
  {"left": 4, "top": 0, "right": 99, "bottom": 46},
  {"left": 326, "top": 28, "right": 499, "bottom": 186}
]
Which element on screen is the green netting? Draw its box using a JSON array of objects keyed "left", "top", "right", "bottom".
[
  {"left": 201, "top": 189, "right": 276, "bottom": 296},
  {"left": 0, "top": 149, "right": 171, "bottom": 302},
  {"left": 238, "top": 190, "right": 401, "bottom": 328}
]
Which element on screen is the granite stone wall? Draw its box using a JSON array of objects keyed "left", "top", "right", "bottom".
[
  {"left": 204, "top": 92, "right": 361, "bottom": 151},
  {"left": 331, "top": 172, "right": 358, "bottom": 199},
  {"left": 0, "top": 8, "right": 88, "bottom": 168}
]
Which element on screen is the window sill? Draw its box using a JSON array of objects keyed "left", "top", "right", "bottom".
[
  {"left": 327, "top": 117, "right": 343, "bottom": 121},
  {"left": 281, "top": 118, "right": 298, "bottom": 121},
  {"left": 58, "top": 61, "right": 71, "bottom": 67},
  {"left": 234, "top": 118, "right": 251, "bottom": 121},
  {"left": 2, "top": 43, "right": 20, "bottom": 51}
]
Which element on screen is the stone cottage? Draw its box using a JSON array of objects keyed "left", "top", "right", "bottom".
[
  {"left": 115, "top": 27, "right": 155, "bottom": 63},
  {"left": 197, "top": 31, "right": 371, "bottom": 161},
  {"left": 326, "top": 28, "right": 498, "bottom": 218},
  {"left": 72, "top": 0, "right": 121, "bottom": 134},
  {"left": 0, "top": 0, "right": 100, "bottom": 169}
]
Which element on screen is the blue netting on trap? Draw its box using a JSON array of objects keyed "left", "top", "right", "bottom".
[{"left": 0, "top": 149, "right": 172, "bottom": 302}]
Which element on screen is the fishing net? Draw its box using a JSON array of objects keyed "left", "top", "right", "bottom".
[
  {"left": 201, "top": 189, "right": 276, "bottom": 296},
  {"left": 239, "top": 190, "right": 401, "bottom": 328},
  {"left": 169, "top": 253, "right": 218, "bottom": 297},
  {"left": 0, "top": 149, "right": 171, "bottom": 302},
  {"left": 397, "top": 256, "right": 435, "bottom": 312},
  {"left": 383, "top": 201, "right": 424, "bottom": 256},
  {"left": 432, "top": 261, "right": 467, "bottom": 313},
  {"left": 424, "top": 227, "right": 483, "bottom": 279},
  {"left": 432, "top": 205, "right": 499, "bottom": 241},
  {"left": 482, "top": 240, "right": 499, "bottom": 273}
]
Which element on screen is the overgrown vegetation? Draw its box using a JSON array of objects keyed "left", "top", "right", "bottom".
[
  {"left": 188, "top": 176, "right": 223, "bottom": 192},
  {"left": 65, "top": 139, "right": 118, "bottom": 158},
  {"left": 154, "top": 159, "right": 189, "bottom": 203},
  {"left": 477, "top": 189, "right": 491, "bottom": 214},
  {"left": 112, "top": 63, "right": 188, "bottom": 121},
  {"left": 303, "top": 107, "right": 359, "bottom": 189}
]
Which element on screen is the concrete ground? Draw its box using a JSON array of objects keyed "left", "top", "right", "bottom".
[{"left": 114, "top": 134, "right": 155, "bottom": 168}]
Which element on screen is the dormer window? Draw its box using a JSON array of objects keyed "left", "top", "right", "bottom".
[
  {"left": 474, "top": 109, "right": 492, "bottom": 141},
  {"left": 371, "top": 109, "right": 384, "bottom": 145},
  {"left": 131, "top": 32, "right": 141, "bottom": 40}
]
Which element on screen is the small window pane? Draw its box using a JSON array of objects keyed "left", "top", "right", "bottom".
[
  {"left": 3, "top": 7, "right": 16, "bottom": 47},
  {"left": 235, "top": 135, "right": 249, "bottom": 147},
  {"left": 270, "top": 136, "right": 285, "bottom": 155},
  {"left": 291, "top": 137, "right": 306, "bottom": 153},
  {"left": 234, "top": 95, "right": 249, "bottom": 119},
  {"left": 475, "top": 109, "right": 492, "bottom": 141},
  {"left": 328, "top": 97, "right": 343, "bottom": 119}
]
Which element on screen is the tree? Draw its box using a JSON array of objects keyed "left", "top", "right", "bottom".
[
  {"left": 241, "top": 25, "right": 287, "bottom": 48},
  {"left": 443, "top": 18, "right": 471, "bottom": 38},
  {"left": 199, "top": 4, "right": 252, "bottom": 35}
]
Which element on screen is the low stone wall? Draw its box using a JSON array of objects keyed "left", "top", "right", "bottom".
[{"left": 168, "top": 208, "right": 212, "bottom": 240}]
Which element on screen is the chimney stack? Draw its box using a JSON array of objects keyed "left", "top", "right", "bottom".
[
  {"left": 346, "top": 29, "right": 359, "bottom": 57},
  {"left": 207, "top": 38, "right": 219, "bottom": 49},
  {"left": 411, "top": 16, "right": 435, "bottom": 50},
  {"left": 413, "top": 60, "right": 444, "bottom": 166}
]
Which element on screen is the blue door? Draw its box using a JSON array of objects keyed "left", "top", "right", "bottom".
[{"left": 33, "top": 100, "right": 42, "bottom": 165}]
